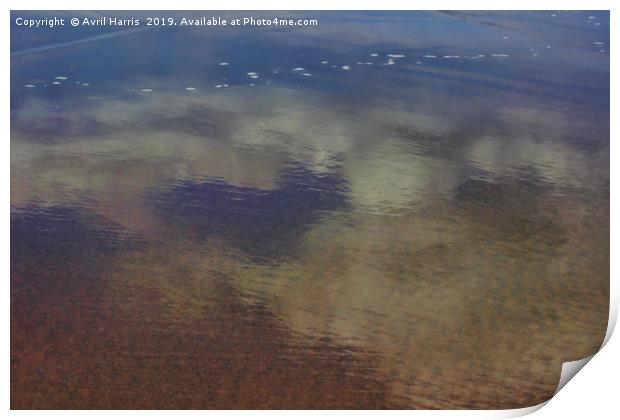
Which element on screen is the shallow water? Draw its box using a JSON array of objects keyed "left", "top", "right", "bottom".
[{"left": 11, "top": 10, "right": 609, "bottom": 409}]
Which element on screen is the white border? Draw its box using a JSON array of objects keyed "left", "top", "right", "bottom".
[{"left": 3, "top": 2, "right": 617, "bottom": 418}]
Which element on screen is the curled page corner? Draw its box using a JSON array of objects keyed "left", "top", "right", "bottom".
[
  {"left": 547, "top": 289, "right": 618, "bottom": 399},
  {"left": 496, "top": 291, "right": 618, "bottom": 418},
  {"left": 552, "top": 281, "right": 618, "bottom": 396},
  {"left": 494, "top": 355, "right": 600, "bottom": 418},
  {"left": 546, "top": 286, "right": 618, "bottom": 402},
  {"left": 554, "top": 355, "right": 595, "bottom": 395}
]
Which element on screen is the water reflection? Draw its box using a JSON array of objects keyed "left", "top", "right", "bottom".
[
  {"left": 152, "top": 166, "right": 350, "bottom": 262},
  {"left": 11, "top": 10, "right": 609, "bottom": 408}
]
